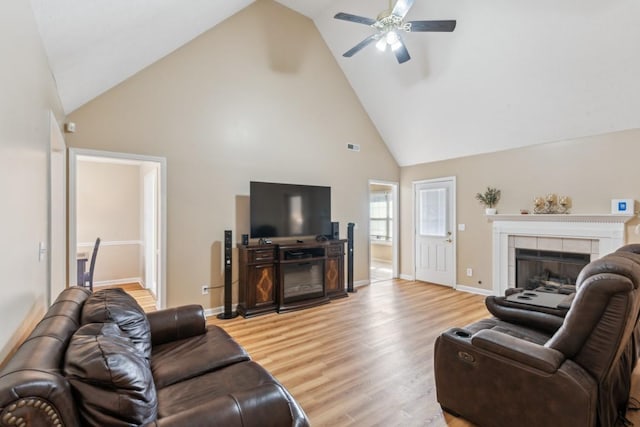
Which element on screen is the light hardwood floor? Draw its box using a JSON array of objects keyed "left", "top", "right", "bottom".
[
  {"left": 97, "top": 283, "right": 157, "bottom": 312},
  {"left": 121, "top": 280, "right": 640, "bottom": 426},
  {"left": 209, "top": 280, "right": 483, "bottom": 426}
]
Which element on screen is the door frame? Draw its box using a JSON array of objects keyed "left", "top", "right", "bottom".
[
  {"left": 368, "top": 179, "right": 399, "bottom": 281},
  {"left": 68, "top": 148, "right": 167, "bottom": 309},
  {"left": 48, "top": 111, "right": 66, "bottom": 306},
  {"left": 412, "top": 176, "right": 457, "bottom": 287},
  {"left": 143, "top": 167, "right": 159, "bottom": 299}
]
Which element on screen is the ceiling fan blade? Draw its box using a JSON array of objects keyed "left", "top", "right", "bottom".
[
  {"left": 393, "top": 38, "right": 411, "bottom": 64},
  {"left": 343, "top": 34, "right": 381, "bottom": 57},
  {"left": 391, "top": 0, "right": 416, "bottom": 19},
  {"left": 408, "top": 20, "right": 457, "bottom": 32},
  {"left": 334, "top": 12, "right": 376, "bottom": 26}
]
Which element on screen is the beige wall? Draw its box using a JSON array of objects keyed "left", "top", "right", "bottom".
[
  {"left": 66, "top": 1, "right": 399, "bottom": 309},
  {"left": 401, "top": 129, "right": 640, "bottom": 292},
  {"left": 77, "top": 160, "right": 142, "bottom": 283},
  {"left": 371, "top": 242, "right": 392, "bottom": 262},
  {"left": 0, "top": 0, "right": 64, "bottom": 362}
]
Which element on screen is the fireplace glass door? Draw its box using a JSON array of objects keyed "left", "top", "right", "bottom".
[{"left": 515, "top": 249, "right": 590, "bottom": 290}]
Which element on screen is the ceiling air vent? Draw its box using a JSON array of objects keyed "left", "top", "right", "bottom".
[{"left": 347, "top": 143, "right": 360, "bottom": 152}]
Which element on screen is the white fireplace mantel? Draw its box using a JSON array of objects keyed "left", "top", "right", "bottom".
[
  {"left": 487, "top": 213, "right": 634, "bottom": 223},
  {"left": 490, "top": 213, "right": 635, "bottom": 295}
]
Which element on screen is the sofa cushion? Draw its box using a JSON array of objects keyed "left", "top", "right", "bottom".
[
  {"left": 81, "top": 288, "right": 152, "bottom": 358},
  {"left": 151, "top": 325, "right": 250, "bottom": 388},
  {"left": 64, "top": 323, "right": 158, "bottom": 426},
  {"left": 156, "top": 361, "right": 283, "bottom": 417}
]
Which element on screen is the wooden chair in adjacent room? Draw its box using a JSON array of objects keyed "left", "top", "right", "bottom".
[{"left": 83, "top": 237, "right": 101, "bottom": 291}]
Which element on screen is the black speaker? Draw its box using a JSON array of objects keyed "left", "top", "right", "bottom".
[
  {"left": 242, "top": 234, "right": 249, "bottom": 246},
  {"left": 218, "top": 230, "right": 239, "bottom": 319},
  {"left": 347, "top": 222, "right": 356, "bottom": 293},
  {"left": 331, "top": 222, "right": 339, "bottom": 240}
]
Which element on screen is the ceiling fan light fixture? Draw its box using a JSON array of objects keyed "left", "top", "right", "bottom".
[
  {"left": 334, "top": 0, "right": 457, "bottom": 63},
  {"left": 385, "top": 31, "right": 399, "bottom": 45}
]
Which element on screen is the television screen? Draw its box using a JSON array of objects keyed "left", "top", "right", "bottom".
[{"left": 250, "top": 181, "right": 331, "bottom": 238}]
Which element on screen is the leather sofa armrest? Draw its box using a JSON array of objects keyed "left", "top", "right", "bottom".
[
  {"left": 471, "top": 329, "right": 565, "bottom": 373},
  {"left": 147, "top": 383, "right": 309, "bottom": 427},
  {"left": 147, "top": 305, "right": 207, "bottom": 346},
  {"left": 485, "top": 295, "right": 568, "bottom": 333}
]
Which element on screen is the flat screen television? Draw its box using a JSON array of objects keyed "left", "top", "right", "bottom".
[{"left": 250, "top": 181, "right": 331, "bottom": 239}]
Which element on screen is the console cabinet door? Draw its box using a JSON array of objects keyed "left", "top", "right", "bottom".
[
  {"left": 326, "top": 242, "right": 347, "bottom": 299},
  {"left": 325, "top": 257, "right": 342, "bottom": 293},
  {"left": 238, "top": 247, "right": 277, "bottom": 317},
  {"left": 249, "top": 264, "right": 276, "bottom": 307}
]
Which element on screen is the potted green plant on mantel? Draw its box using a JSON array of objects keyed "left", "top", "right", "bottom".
[{"left": 476, "top": 187, "right": 501, "bottom": 215}]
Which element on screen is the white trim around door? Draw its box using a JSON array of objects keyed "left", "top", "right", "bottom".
[{"left": 68, "top": 148, "right": 167, "bottom": 309}]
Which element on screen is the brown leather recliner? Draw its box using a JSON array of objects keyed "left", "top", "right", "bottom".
[{"left": 434, "top": 247, "right": 640, "bottom": 427}]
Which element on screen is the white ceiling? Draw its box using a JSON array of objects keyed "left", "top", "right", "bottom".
[{"left": 29, "top": 0, "right": 640, "bottom": 166}]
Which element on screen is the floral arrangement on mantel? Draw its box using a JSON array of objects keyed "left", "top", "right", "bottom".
[
  {"left": 476, "top": 187, "right": 501, "bottom": 215},
  {"left": 533, "top": 193, "right": 571, "bottom": 214}
]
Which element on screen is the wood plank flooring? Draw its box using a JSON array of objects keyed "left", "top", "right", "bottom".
[
  {"left": 209, "top": 279, "right": 484, "bottom": 426},
  {"left": 96, "top": 282, "right": 157, "bottom": 312}
]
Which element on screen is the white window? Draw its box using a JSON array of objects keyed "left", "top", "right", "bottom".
[{"left": 370, "top": 191, "right": 393, "bottom": 241}]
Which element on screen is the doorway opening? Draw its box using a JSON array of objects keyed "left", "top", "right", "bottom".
[
  {"left": 368, "top": 180, "right": 398, "bottom": 283},
  {"left": 68, "top": 148, "right": 167, "bottom": 309}
]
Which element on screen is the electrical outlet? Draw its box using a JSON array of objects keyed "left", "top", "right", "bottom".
[
  {"left": 466, "top": 268, "right": 473, "bottom": 277},
  {"left": 201, "top": 285, "right": 209, "bottom": 295}
]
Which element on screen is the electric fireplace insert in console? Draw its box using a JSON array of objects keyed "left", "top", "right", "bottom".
[
  {"left": 279, "top": 246, "right": 327, "bottom": 308},
  {"left": 282, "top": 260, "right": 325, "bottom": 302}
]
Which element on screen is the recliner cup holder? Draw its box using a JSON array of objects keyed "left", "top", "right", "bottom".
[
  {"left": 517, "top": 295, "right": 532, "bottom": 300},
  {"left": 522, "top": 292, "right": 538, "bottom": 297},
  {"left": 454, "top": 330, "right": 471, "bottom": 338}
]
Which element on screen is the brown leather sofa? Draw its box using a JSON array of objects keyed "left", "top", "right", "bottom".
[
  {"left": 434, "top": 245, "right": 640, "bottom": 427},
  {"left": 0, "top": 287, "right": 309, "bottom": 426}
]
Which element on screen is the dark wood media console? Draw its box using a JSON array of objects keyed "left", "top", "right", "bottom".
[{"left": 237, "top": 240, "right": 347, "bottom": 317}]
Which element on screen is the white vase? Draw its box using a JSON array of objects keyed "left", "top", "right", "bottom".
[{"left": 485, "top": 208, "right": 497, "bottom": 215}]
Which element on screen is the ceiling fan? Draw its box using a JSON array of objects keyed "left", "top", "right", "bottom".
[{"left": 334, "top": 0, "right": 456, "bottom": 64}]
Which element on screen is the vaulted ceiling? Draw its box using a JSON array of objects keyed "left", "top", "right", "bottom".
[{"left": 30, "top": 0, "right": 640, "bottom": 166}]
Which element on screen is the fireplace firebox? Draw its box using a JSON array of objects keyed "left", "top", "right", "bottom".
[
  {"left": 282, "top": 260, "right": 325, "bottom": 303},
  {"left": 515, "top": 249, "right": 590, "bottom": 291}
]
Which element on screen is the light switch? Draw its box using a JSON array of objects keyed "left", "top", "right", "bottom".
[{"left": 458, "top": 224, "right": 466, "bottom": 231}]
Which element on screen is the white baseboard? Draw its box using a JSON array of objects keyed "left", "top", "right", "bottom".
[
  {"left": 204, "top": 304, "right": 239, "bottom": 318},
  {"left": 455, "top": 284, "right": 494, "bottom": 296},
  {"left": 399, "top": 274, "right": 415, "bottom": 281},
  {"left": 93, "top": 277, "right": 142, "bottom": 287},
  {"left": 354, "top": 279, "right": 370, "bottom": 288}
]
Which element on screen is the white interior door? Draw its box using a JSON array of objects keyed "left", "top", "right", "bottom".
[{"left": 415, "top": 178, "right": 455, "bottom": 286}]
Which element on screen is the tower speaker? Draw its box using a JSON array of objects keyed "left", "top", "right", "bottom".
[
  {"left": 347, "top": 222, "right": 356, "bottom": 293},
  {"left": 217, "top": 230, "right": 239, "bottom": 319},
  {"left": 331, "top": 222, "right": 340, "bottom": 240}
]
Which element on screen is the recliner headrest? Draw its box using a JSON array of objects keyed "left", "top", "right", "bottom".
[{"left": 576, "top": 253, "right": 640, "bottom": 290}]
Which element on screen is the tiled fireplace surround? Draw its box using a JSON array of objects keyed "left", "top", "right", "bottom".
[{"left": 491, "top": 214, "right": 634, "bottom": 296}]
